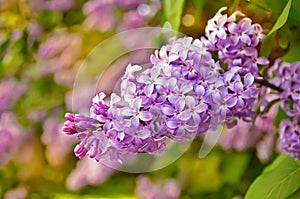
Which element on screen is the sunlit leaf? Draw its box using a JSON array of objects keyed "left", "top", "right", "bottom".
[
  {"left": 292, "top": 0, "right": 300, "bottom": 13},
  {"left": 163, "top": 0, "right": 185, "bottom": 31},
  {"left": 260, "top": 33, "right": 276, "bottom": 57},
  {"left": 268, "top": 0, "right": 292, "bottom": 36},
  {"left": 282, "top": 43, "right": 300, "bottom": 62},
  {"left": 245, "top": 154, "right": 300, "bottom": 199},
  {"left": 192, "top": 0, "right": 205, "bottom": 12},
  {"left": 249, "top": 0, "right": 286, "bottom": 15},
  {"left": 223, "top": 153, "right": 251, "bottom": 186},
  {"left": 273, "top": 106, "right": 290, "bottom": 129},
  {"left": 260, "top": 0, "right": 292, "bottom": 57}
]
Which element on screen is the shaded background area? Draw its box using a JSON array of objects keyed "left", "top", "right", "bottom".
[{"left": 0, "top": 0, "right": 300, "bottom": 198}]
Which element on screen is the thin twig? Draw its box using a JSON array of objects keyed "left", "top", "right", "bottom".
[{"left": 254, "top": 78, "right": 283, "bottom": 92}]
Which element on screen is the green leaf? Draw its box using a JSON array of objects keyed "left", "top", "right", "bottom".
[
  {"left": 292, "top": 0, "right": 300, "bottom": 13},
  {"left": 192, "top": 0, "right": 205, "bottom": 12},
  {"left": 245, "top": 154, "right": 300, "bottom": 199},
  {"left": 260, "top": 0, "right": 292, "bottom": 57},
  {"left": 163, "top": 0, "right": 185, "bottom": 31},
  {"left": 273, "top": 106, "right": 290, "bottom": 129},
  {"left": 268, "top": 0, "right": 292, "bottom": 36},
  {"left": 249, "top": 0, "right": 286, "bottom": 13},
  {"left": 229, "top": 0, "right": 241, "bottom": 14},
  {"left": 260, "top": 32, "right": 276, "bottom": 57},
  {"left": 282, "top": 43, "right": 300, "bottom": 62},
  {"left": 223, "top": 153, "right": 251, "bottom": 186}
]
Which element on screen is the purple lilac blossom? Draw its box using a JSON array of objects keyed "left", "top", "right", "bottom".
[
  {"left": 63, "top": 7, "right": 266, "bottom": 163},
  {"left": 135, "top": 175, "right": 180, "bottom": 199},
  {"left": 0, "top": 78, "right": 26, "bottom": 113},
  {"left": 63, "top": 38, "right": 260, "bottom": 162},
  {"left": 204, "top": 7, "right": 269, "bottom": 76},
  {"left": 268, "top": 60, "right": 300, "bottom": 159},
  {"left": 279, "top": 118, "right": 300, "bottom": 160},
  {"left": 83, "top": 0, "right": 161, "bottom": 32}
]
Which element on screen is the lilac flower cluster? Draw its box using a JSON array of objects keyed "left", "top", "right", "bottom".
[
  {"left": 63, "top": 33, "right": 261, "bottom": 162},
  {"left": 204, "top": 7, "right": 269, "bottom": 76},
  {"left": 268, "top": 60, "right": 300, "bottom": 159},
  {"left": 61, "top": 7, "right": 269, "bottom": 163}
]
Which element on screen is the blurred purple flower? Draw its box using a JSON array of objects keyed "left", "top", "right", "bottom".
[
  {"left": 42, "top": 116, "right": 77, "bottom": 166},
  {"left": 218, "top": 107, "right": 277, "bottom": 162},
  {"left": 0, "top": 78, "right": 26, "bottom": 113},
  {"left": 4, "top": 186, "right": 27, "bottom": 199},
  {"left": 83, "top": 0, "right": 161, "bottom": 32},
  {"left": 135, "top": 175, "right": 180, "bottom": 199},
  {"left": 83, "top": 0, "right": 116, "bottom": 32},
  {"left": 29, "top": 0, "right": 74, "bottom": 11},
  {"left": 27, "top": 22, "right": 43, "bottom": 46},
  {"left": 115, "top": 0, "right": 143, "bottom": 9},
  {"left": 0, "top": 112, "right": 25, "bottom": 165},
  {"left": 44, "top": 0, "right": 75, "bottom": 11},
  {"left": 66, "top": 157, "right": 114, "bottom": 190},
  {"left": 119, "top": 10, "right": 147, "bottom": 30},
  {"left": 38, "top": 33, "right": 82, "bottom": 76}
]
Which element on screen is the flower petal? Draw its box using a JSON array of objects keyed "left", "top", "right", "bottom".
[
  {"left": 196, "top": 85, "right": 205, "bottom": 97},
  {"left": 139, "top": 111, "right": 152, "bottom": 121},
  {"left": 234, "top": 81, "right": 244, "bottom": 93},
  {"left": 122, "top": 108, "right": 135, "bottom": 116},
  {"left": 185, "top": 96, "right": 196, "bottom": 108},
  {"left": 226, "top": 96, "right": 237, "bottom": 107},
  {"left": 178, "top": 110, "right": 191, "bottom": 121},
  {"left": 195, "top": 103, "right": 208, "bottom": 113},
  {"left": 138, "top": 129, "right": 151, "bottom": 139},
  {"left": 244, "top": 73, "right": 254, "bottom": 87},
  {"left": 162, "top": 106, "right": 175, "bottom": 116},
  {"left": 136, "top": 74, "right": 151, "bottom": 84},
  {"left": 131, "top": 116, "right": 140, "bottom": 127},
  {"left": 166, "top": 120, "right": 179, "bottom": 129},
  {"left": 151, "top": 67, "right": 160, "bottom": 79},
  {"left": 175, "top": 98, "right": 186, "bottom": 111}
]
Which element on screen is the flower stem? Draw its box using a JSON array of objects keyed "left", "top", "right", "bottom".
[{"left": 254, "top": 77, "right": 283, "bottom": 92}]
